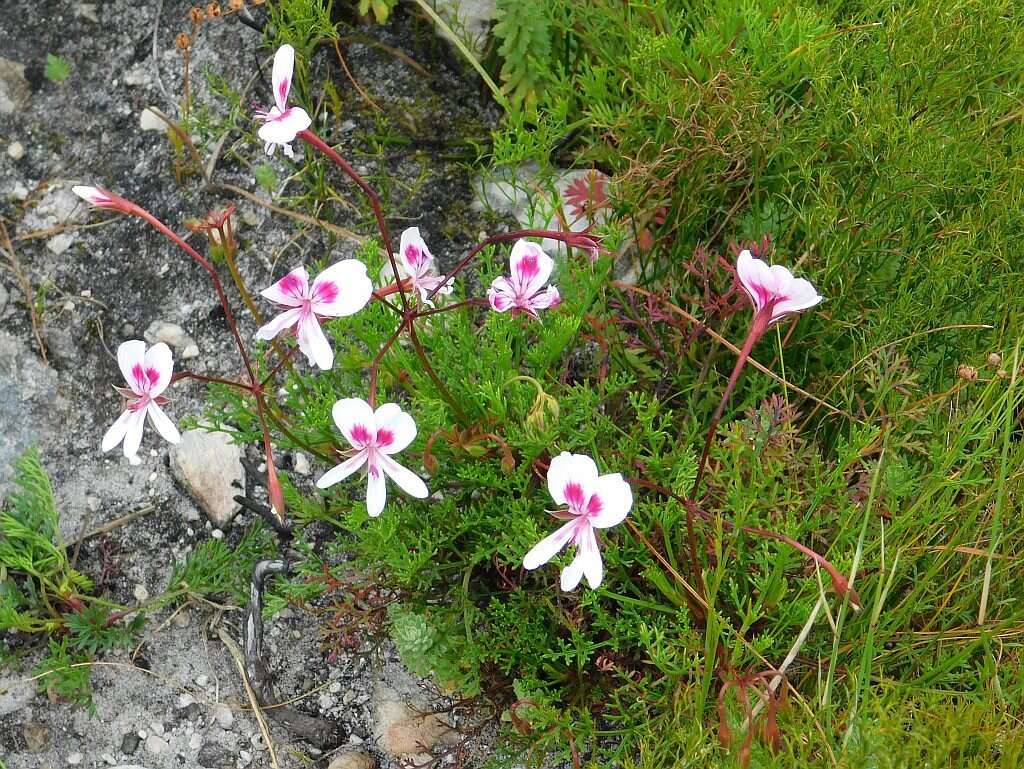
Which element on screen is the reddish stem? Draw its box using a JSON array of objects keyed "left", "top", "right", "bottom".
[
  {"left": 298, "top": 129, "right": 410, "bottom": 313},
  {"left": 172, "top": 371, "right": 251, "bottom": 390},
  {"left": 692, "top": 307, "right": 772, "bottom": 497},
  {"left": 367, "top": 321, "right": 409, "bottom": 408}
]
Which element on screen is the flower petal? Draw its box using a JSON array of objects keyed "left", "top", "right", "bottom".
[
  {"left": 147, "top": 403, "right": 180, "bottom": 444},
  {"left": 121, "top": 408, "right": 148, "bottom": 460},
  {"left": 143, "top": 342, "right": 174, "bottom": 397},
  {"left": 117, "top": 340, "right": 148, "bottom": 394},
  {"left": 296, "top": 313, "right": 334, "bottom": 370},
  {"left": 487, "top": 278, "right": 515, "bottom": 312},
  {"left": 271, "top": 44, "right": 295, "bottom": 112},
  {"left": 588, "top": 473, "right": 633, "bottom": 528},
  {"left": 772, "top": 277, "right": 822, "bottom": 321},
  {"left": 380, "top": 455, "right": 429, "bottom": 499},
  {"left": 366, "top": 464, "right": 387, "bottom": 517},
  {"left": 547, "top": 452, "right": 599, "bottom": 508},
  {"left": 373, "top": 403, "right": 417, "bottom": 454},
  {"left": 509, "top": 240, "right": 554, "bottom": 296},
  {"left": 399, "top": 227, "right": 433, "bottom": 277},
  {"left": 735, "top": 250, "right": 776, "bottom": 312},
  {"left": 528, "top": 285, "right": 560, "bottom": 313},
  {"left": 523, "top": 519, "right": 578, "bottom": 571},
  {"left": 255, "top": 308, "right": 302, "bottom": 341},
  {"left": 315, "top": 449, "right": 368, "bottom": 489},
  {"left": 310, "top": 260, "right": 374, "bottom": 317},
  {"left": 331, "top": 398, "right": 376, "bottom": 449},
  {"left": 257, "top": 106, "right": 312, "bottom": 146},
  {"left": 560, "top": 526, "right": 603, "bottom": 590},
  {"left": 261, "top": 266, "right": 309, "bottom": 307},
  {"left": 101, "top": 409, "right": 134, "bottom": 453}
]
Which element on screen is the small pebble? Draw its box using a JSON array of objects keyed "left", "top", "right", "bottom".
[
  {"left": 150, "top": 721, "right": 164, "bottom": 736},
  {"left": 7, "top": 141, "right": 25, "bottom": 160},
  {"left": 134, "top": 583, "right": 150, "bottom": 603},
  {"left": 196, "top": 674, "right": 209, "bottom": 687},
  {"left": 120, "top": 732, "right": 141, "bottom": 755},
  {"left": 214, "top": 703, "right": 234, "bottom": 729},
  {"left": 212, "top": 528, "right": 224, "bottom": 540},
  {"left": 67, "top": 752, "right": 83, "bottom": 765},
  {"left": 101, "top": 754, "right": 117, "bottom": 765},
  {"left": 145, "top": 734, "right": 168, "bottom": 755}
]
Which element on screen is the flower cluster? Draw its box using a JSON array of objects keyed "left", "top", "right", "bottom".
[{"left": 82, "top": 43, "right": 825, "bottom": 594}]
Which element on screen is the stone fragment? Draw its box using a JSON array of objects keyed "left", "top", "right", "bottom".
[
  {"left": 47, "top": 232, "right": 76, "bottom": 255},
  {"left": 170, "top": 429, "right": 244, "bottom": 527},
  {"left": 139, "top": 107, "right": 166, "bottom": 132},
  {"left": 292, "top": 451, "right": 311, "bottom": 476},
  {"left": 144, "top": 734, "right": 168, "bottom": 755},
  {"left": 327, "top": 749, "right": 375, "bottom": 769},
  {"left": 22, "top": 720, "right": 49, "bottom": 752},
  {"left": 120, "top": 732, "right": 141, "bottom": 755},
  {"left": 7, "top": 141, "right": 24, "bottom": 160},
  {"left": 0, "top": 57, "right": 30, "bottom": 116},
  {"left": 373, "top": 686, "right": 451, "bottom": 757},
  {"left": 0, "top": 670, "right": 34, "bottom": 716},
  {"left": 0, "top": 282, "right": 7, "bottom": 315},
  {"left": 67, "top": 752, "right": 84, "bottom": 765},
  {"left": 196, "top": 742, "right": 234, "bottom": 768},
  {"left": 214, "top": 702, "right": 234, "bottom": 729}
]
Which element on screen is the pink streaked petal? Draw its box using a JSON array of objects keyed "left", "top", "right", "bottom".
[
  {"left": 143, "top": 342, "right": 174, "bottom": 397},
  {"left": 547, "top": 452, "right": 598, "bottom": 508},
  {"left": 296, "top": 312, "right": 334, "bottom": 370},
  {"left": 398, "top": 227, "right": 433, "bottom": 277},
  {"left": 72, "top": 185, "right": 114, "bottom": 208},
  {"left": 379, "top": 455, "right": 429, "bottom": 499},
  {"left": 271, "top": 44, "right": 295, "bottom": 112},
  {"left": 147, "top": 402, "right": 180, "bottom": 444},
  {"left": 771, "top": 277, "right": 822, "bottom": 322},
  {"left": 315, "top": 450, "right": 368, "bottom": 489},
  {"left": 735, "top": 250, "right": 772, "bottom": 312},
  {"left": 509, "top": 240, "right": 554, "bottom": 296},
  {"left": 373, "top": 403, "right": 417, "bottom": 455},
  {"left": 257, "top": 106, "right": 311, "bottom": 146},
  {"left": 332, "top": 398, "right": 376, "bottom": 449},
  {"left": 101, "top": 410, "right": 134, "bottom": 453},
  {"left": 116, "top": 340, "right": 147, "bottom": 395},
  {"left": 588, "top": 473, "right": 633, "bottom": 528},
  {"left": 523, "top": 519, "right": 579, "bottom": 571},
  {"left": 487, "top": 278, "right": 515, "bottom": 312},
  {"left": 528, "top": 285, "right": 560, "bottom": 313},
  {"left": 261, "top": 266, "right": 309, "bottom": 307},
  {"left": 255, "top": 308, "right": 302, "bottom": 341},
  {"left": 365, "top": 464, "right": 387, "bottom": 517},
  {"left": 310, "top": 260, "right": 373, "bottom": 317}
]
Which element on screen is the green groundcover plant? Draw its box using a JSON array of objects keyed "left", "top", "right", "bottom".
[{"left": 67, "top": 4, "right": 1024, "bottom": 765}]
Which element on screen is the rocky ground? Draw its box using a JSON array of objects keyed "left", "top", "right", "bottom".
[{"left": 0, "top": 2, "right": 505, "bottom": 767}]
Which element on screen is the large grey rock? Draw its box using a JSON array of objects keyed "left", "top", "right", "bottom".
[{"left": 169, "top": 429, "right": 244, "bottom": 527}]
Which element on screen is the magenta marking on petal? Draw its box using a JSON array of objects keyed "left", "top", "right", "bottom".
[
  {"left": 586, "top": 495, "right": 604, "bottom": 516},
  {"left": 351, "top": 424, "right": 373, "bottom": 446},
  {"left": 404, "top": 244, "right": 426, "bottom": 271},
  {"left": 279, "top": 272, "right": 305, "bottom": 299},
  {"left": 146, "top": 367, "right": 160, "bottom": 388},
  {"left": 376, "top": 428, "right": 395, "bottom": 448},
  {"left": 314, "top": 281, "right": 339, "bottom": 305},
  {"left": 131, "top": 363, "right": 146, "bottom": 390},
  {"left": 278, "top": 78, "right": 290, "bottom": 106},
  {"left": 564, "top": 482, "right": 586, "bottom": 510},
  {"left": 514, "top": 253, "right": 539, "bottom": 287}
]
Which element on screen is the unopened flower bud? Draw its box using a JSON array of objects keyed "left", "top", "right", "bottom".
[
  {"left": 206, "top": 2, "right": 222, "bottom": 18},
  {"left": 957, "top": 364, "right": 978, "bottom": 382},
  {"left": 228, "top": 0, "right": 244, "bottom": 10},
  {"left": 987, "top": 353, "right": 1002, "bottom": 367},
  {"left": 176, "top": 32, "right": 191, "bottom": 50},
  {"left": 188, "top": 6, "right": 204, "bottom": 23}
]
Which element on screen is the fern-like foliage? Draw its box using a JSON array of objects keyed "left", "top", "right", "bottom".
[{"left": 493, "top": 0, "right": 552, "bottom": 111}]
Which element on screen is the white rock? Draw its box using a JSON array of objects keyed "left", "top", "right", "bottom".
[
  {"left": 373, "top": 686, "right": 452, "bottom": 757},
  {"left": 139, "top": 107, "right": 166, "bottom": 132},
  {"left": 133, "top": 583, "right": 150, "bottom": 603},
  {"left": 10, "top": 182, "right": 28, "bottom": 201},
  {"left": 214, "top": 703, "right": 234, "bottom": 729},
  {"left": 195, "top": 674, "right": 210, "bottom": 687},
  {"left": 124, "top": 66, "right": 150, "bottom": 87},
  {"left": 75, "top": 3, "right": 99, "bottom": 23},
  {"left": 239, "top": 749, "right": 252, "bottom": 764},
  {"left": 7, "top": 141, "right": 24, "bottom": 160},
  {"left": 47, "top": 233, "right": 76, "bottom": 255},
  {"left": 144, "top": 734, "right": 168, "bottom": 755},
  {"left": 292, "top": 452, "right": 311, "bottom": 476},
  {"left": 150, "top": 721, "right": 164, "bottom": 736},
  {"left": 432, "top": 0, "right": 497, "bottom": 55},
  {"left": 0, "top": 57, "right": 30, "bottom": 116},
  {"left": 181, "top": 342, "right": 200, "bottom": 359},
  {"left": 144, "top": 320, "right": 186, "bottom": 347},
  {"left": 67, "top": 752, "right": 84, "bottom": 765},
  {"left": 0, "top": 282, "right": 8, "bottom": 316},
  {"left": 327, "top": 750, "right": 374, "bottom": 769},
  {"left": 0, "top": 672, "right": 35, "bottom": 716},
  {"left": 171, "top": 423, "right": 244, "bottom": 528}
]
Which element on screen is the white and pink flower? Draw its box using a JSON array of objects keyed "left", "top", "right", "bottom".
[
  {"left": 101, "top": 340, "right": 181, "bottom": 465},
  {"left": 256, "top": 260, "right": 373, "bottom": 370},
  {"left": 315, "top": 398, "right": 428, "bottom": 517},
  {"left": 487, "top": 240, "right": 561, "bottom": 318},
  {"left": 72, "top": 185, "right": 129, "bottom": 213},
  {"left": 735, "top": 250, "right": 822, "bottom": 326},
  {"left": 523, "top": 452, "right": 632, "bottom": 591},
  {"left": 255, "top": 44, "right": 312, "bottom": 158},
  {"left": 397, "top": 227, "right": 452, "bottom": 304}
]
